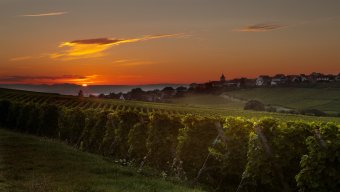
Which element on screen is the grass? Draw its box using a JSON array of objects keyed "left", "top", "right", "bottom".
[
  {"left": 0, "top": 128, "right": 202, "bottom": 192},
  {"left": 171, "top": 94, "right": 244, "bottom": 109},
  {"left": 223, "top": 87, "right": 340, "bottom": 113}
]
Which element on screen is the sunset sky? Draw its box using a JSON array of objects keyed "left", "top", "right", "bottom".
[{"left": 1, "top": 0, "right": 340, "bottom": 85}]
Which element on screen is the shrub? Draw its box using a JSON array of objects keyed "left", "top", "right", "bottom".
[
  {"left": 176, "top": 115, "right": 218, "bottom": 179},
  {"left": 0, "top": 100, "right": 11, "bottom": 126},
  {"left": 209, "top": 117, "right": 254, "bottom": 191},
  {"left": 299, "top": 108, "right": 326, "bottom": 116},
  {"left": 296, "top": 123, "right": 340, "bottom": 192},
  {"left": 244, "top": 100, "right": 265, "bottom": 111},
  {"left": 240, "top": 118, "right": 313, "bottom": 192},
  {"left": 37, "top": 104, "right": 60, "bottom": 137},
  {"left": 113, "top": 110, "right": 140, "bottom": 159},
  {"left": 88, "top": 110, "right": 111, "bottom": 152},
  {"left": 146, "top": 113, "right": 182, "bottom": 169},
  {"left": 100, "top": 112, "right": 119, "bottom": 155},
  {"left": 127, "top": 114, "right": 149, "bottom": 161}
]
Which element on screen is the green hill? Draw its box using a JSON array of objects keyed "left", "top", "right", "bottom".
[
  {"left": 0, "top": 129, "right": 201, "bottom": 192},
  {"left": 223, "top": 87, "right": 340, "bottom": 113}
]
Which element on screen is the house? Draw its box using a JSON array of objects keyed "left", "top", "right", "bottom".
[
  {"left": 271, "top": 74, "right": 287, "bottom": 85},
  {"left": 300, "top": 74, "right": 309, "bottom": 82},
  {"left": 256, "top": 75, "right": 271, "bottom": 86},
  {"left": 316, "top": 75, "right": 333, "bottom": 82},
  {"left": 287, "top": 75, "right": 301, "bottom": 83},
  {"left": 228, "top": 79, "right": 242, "bottom": 87},
  {"left": 335, "top": 73, "right": 340, "bottom": 81},
  {"left": 119, "top": 94, "right": 125, "bottom": 100}
]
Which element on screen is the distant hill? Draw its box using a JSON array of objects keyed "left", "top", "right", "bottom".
[
  {"left": 0, "top": 83, "right": 187, "bottom": 96},
  {"left": 223, "top": 87, "right": 340, "bottom": 113}
]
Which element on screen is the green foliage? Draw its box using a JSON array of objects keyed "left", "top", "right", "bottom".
[
  {"left": 244, "top": 100, "right": 265, "bottom": 111},
  {"left": 25, "top": 104, "right": 40, "bottom": 134},
  {"left": 296, "top": 123, "right": 340, "bottom": 192},
  {"left": 146, "top": 113, "right": 182, "bottom": 169},
  {"left": 78, "top": 109, "right": 98, "bottom": 150},
  {"left": 128, "top": 114, "right": 149, "bottom": 161},
  {"left": 177, "top": 115, "right": 218, "bottom": 178},
  {"left": 100, "top": 112, "right": 119, "bottom": 155},
  {"left": 87, "top": 110, "right": 111, "bottom": 152},
  {"left": 6, "top": 102, "right": 20, "bottom": 129},
  {"left": 37, "top": 104, "right": 60, "bottom": 137},
  {"left": 0, "top": 93, "right": 339, "bottom": 191},
  {"left": 209, "top": 117, "right": 254, "bottom": 191},
  {"left": 0, "top": 100, "right": 11, "bottom": 126},
  {"left": 240, "top": 118, "right": 314, "bottom": 192},
  {"left": 113, "top": 110, "right": 140, "bottom": 159},
  {"left": 59, "top": 108, "right": 86, "bottom": 144}
]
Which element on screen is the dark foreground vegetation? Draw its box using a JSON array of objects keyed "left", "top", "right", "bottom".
[
  {"left": 0, "top": 129, "right": 200, "bottom": 192},
  {"left": 0, "top": 98, "right": 339, "bottom": 192}
]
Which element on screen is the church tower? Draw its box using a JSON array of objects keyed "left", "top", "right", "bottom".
[{"left": 220, "top": 73, "right": 226, "bottom": 82}]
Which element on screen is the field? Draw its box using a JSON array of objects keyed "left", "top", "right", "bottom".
[
  {"left": 0, "top": 88, "right": 339, "bottom": 191},
  {"left": 1, "top": 88, "right": 340, "bottom": 123},
  {"left": 222, "top": 87, "right": 340, "bottom": 113},
  {"left": 0, "top": 129, "right": 201, "bottom": 192}
]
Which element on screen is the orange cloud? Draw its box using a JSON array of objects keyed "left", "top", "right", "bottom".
[
  {"left": 235, "top": 23, "right": 286, "bottom": 32},
  {"left": 113, "top": 59, "right": 154, "bottom": 67},
  {"left": 50, "top": 34, "right": 184, "bottom": 60}
]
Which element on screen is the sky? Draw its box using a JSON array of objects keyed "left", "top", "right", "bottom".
[{"left": 0, "top": 0, "right": 340, "bottom": 85}]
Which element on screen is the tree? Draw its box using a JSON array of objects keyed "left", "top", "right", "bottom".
[
  {"left": 244, "top": 100, "right": 265, "bottom": 111},
  {"left": 78, "top": 90, "right": 84, "bottom": 97}
]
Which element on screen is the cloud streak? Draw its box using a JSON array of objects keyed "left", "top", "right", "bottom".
[
  {"left": 10, "top": 55, "right": 46, "bottom": 62},
  {"left": 20, "top": 12, "right": 67, "bottom": 17},
  {"left": 235, "top": 23, "right": 286, "bottom": 32},
  {"left": 0, "top": 75, "right": 98, "bottom": 84},
  {"left": 50, "top": 33, "right": 185, "bottom": 60},
  {"left": 113, "top": 59, "right": 154, "bottom": 67}
]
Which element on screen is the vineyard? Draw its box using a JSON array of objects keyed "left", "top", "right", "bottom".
[
  {"left": 0, "top": 88, "right": 339, "bottom": 191},
  {"left": 1, "top": 88, "right": 340, "bottom": 123}
]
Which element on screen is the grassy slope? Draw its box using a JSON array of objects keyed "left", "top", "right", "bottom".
[
  {"left": 223, "top": 87, "right": 340, "bottom": 113},
  {"left": 0, "top": 129, "right": 201, "bottom": 192},
  {"left": 1, "top": 88, "right": 340, "bottom": 123},
  {"left": 171, "top": 95, "right": 244, "bottom": 109}
]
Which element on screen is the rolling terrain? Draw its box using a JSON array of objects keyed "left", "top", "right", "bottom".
[
  {"left": 222, "top": 87, "right": 340, "bottom": 113},
  {"left": 0, "top": 129, "right": 201, "bottom": 192},
  {"left": 0, "top": 88, "right": 339, "bottom": 191},
  {"left": 1, "top": 88, "right": 340, "bottom": 123}
]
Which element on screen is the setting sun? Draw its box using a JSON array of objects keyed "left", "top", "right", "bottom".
[{"left": 0, "top": 1, "right": 339, "bottom": 191}]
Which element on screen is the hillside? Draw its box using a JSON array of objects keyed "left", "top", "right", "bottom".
[
  {"left": 1, "top": 87, "right": 340, "bottom": 123},
  {"left": 0, "top": 129, "right": 201, "bottom": 192},
  {"left": 1, "top": 88, "right": 339, "bottom": 191},
  {"left": 222, "top": 87, "right": 340, "bottom": 113}
]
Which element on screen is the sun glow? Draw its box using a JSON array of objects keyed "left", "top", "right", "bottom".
[{"left": 82, "top": 83, "right": 88, "bottom": 87}]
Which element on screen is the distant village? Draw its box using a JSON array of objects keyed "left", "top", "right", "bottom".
[{"left": 89, "top": 72, "right": 340, "bottom": 102}]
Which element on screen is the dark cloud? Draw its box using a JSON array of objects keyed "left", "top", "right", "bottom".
[
  {"left": 71, "top": 38, "right": 122, "bottom": 45},
  {"left": 236, "top": 23, "right": 286, "bottom": 32},
  {"left": 0, "top": 75, "right": 87, "bottom": 82}
]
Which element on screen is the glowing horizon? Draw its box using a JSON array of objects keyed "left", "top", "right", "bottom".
[{"left": 1, "top": 0, "right": 340, "bottom": 85}]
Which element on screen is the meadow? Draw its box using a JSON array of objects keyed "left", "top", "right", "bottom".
[{"left": 222, "top": 87, "right": 340, "bottom": 113}]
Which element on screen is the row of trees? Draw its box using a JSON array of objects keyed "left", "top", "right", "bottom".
[{"left": 0, "top": 99, "right": 338, "bottom": 191}]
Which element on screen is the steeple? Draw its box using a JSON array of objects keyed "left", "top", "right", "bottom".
[{"left": 220, "top": 73, "right": 226, "bottom": 82}]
